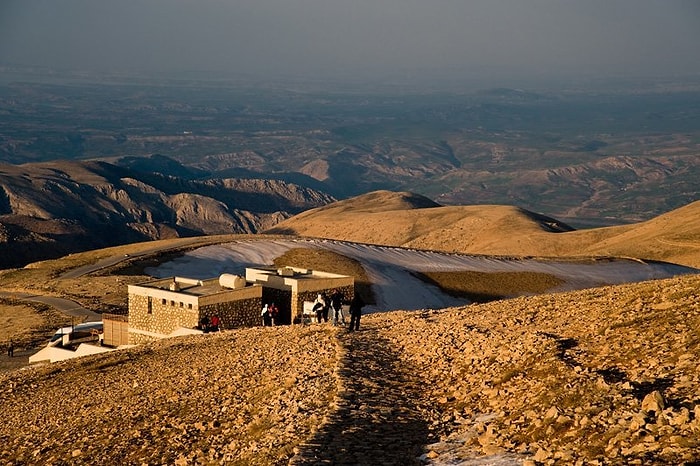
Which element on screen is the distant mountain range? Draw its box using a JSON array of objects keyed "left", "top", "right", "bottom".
[
  {"left": 2, "top": 81, "right": 698, "bottom": 229},
  {"left": 0, "top": 160, "right": 334, "bottom": 268},
  {"left": 2, "top": 156, "right": 700, "bottom": 271}
]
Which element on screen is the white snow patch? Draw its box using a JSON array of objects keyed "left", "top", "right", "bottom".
[{"left": 146, "top": 239, "right": 696, "bottom": 313}]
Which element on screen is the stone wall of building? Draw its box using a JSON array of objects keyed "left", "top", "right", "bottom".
[
  {"left": 200, "top": 296, "right": 263, "bottom": 329},
  {"left": 296, "top": 277, "right": 354, "bottom": 294},
  {"left": 128, "top": 293, "right": 200, "bottom": 344},
  {"left": 129, "top": 331, "right": 158, "bottom": 345}
]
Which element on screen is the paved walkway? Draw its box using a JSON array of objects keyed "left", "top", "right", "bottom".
[{"left": 289, "top": 323, "right": 434, "bottom": 465}]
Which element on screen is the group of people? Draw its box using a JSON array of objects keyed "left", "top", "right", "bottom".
[
  {"left": 199, "top": 314, "right": 221, "bottom": 333},
  {"left": 312, "top": 290, "right": 365, "bottom": 331},
  {"left": 312, "top": 292, "right": 333, "bottom": 324},
  {"left": 260, "top": 291, "right": 366, "bottom": 330},
  {"left": 261, "top": 302, "right": 279, "bottom": 326}
]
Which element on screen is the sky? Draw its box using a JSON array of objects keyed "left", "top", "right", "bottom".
[{"left": 1, "top": 0, "right": 699, "bottom": 86}]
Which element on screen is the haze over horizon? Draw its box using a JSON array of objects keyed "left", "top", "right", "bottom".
[{"left": 1, "top": 0, "right": 700, "bottom": 89}]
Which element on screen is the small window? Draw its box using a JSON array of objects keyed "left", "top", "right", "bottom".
[
  {"left": 170, "top": 300, "right": 175, "bottom": 306},
  {"left": 179, "top": 302, "right": 183, "bottom": 307},
  {"left": 188, "top": 303, "right": 193, "bottom": 309},
  {"left": 147, "top": 297, "right": 153, "bottom": 314},
  {"left": 161, "top": 299, "right": 166, "bottom": 305}
]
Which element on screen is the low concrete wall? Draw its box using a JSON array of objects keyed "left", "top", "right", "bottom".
[{"left": 29, "top": 344, "right": 115, "bottom": 364}]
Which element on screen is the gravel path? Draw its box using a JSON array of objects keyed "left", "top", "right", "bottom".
[{"left": 290, "top": 323, "right": 435, "bottom": 465}]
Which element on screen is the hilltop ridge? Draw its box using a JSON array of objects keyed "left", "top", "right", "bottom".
[{"left": 269, "top": 190, "right": 700, "bottom": 268}]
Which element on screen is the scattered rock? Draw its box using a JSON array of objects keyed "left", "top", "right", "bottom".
[{"left": 642, "top": 391, "right": 665, "bottom": 414}]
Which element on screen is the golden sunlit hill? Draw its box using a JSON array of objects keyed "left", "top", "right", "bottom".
[{"left": 267, "top": 190, "right": 700, "bottom": 268}]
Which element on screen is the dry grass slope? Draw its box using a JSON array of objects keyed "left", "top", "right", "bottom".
[{"left": 269, "top": 191, "right": 700, "bottom": 268}]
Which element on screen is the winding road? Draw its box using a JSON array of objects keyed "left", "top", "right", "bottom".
[{"left": 0, "top": 291, "right": 100, "bottom": 322}]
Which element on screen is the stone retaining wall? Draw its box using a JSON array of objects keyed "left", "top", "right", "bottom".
[{"left": 128, "top": 294, "right": 200, "bottom": 344}]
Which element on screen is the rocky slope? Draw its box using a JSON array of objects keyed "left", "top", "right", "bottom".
[
  {"left": 0, "top": 160, "right": 335, "bottom": 268},
  {"left": 1, "top": 274, "right": 699, "bottom": 465},
  {"left": 384, "top": 273, "right": 700, "bottom": 464}
]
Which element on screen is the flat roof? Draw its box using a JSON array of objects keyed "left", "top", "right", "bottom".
[
  {"left": 133, "top": 267, "right": 352, "bottom": 298},
  {"left": 133, "top": 277, "right": 252, "bottom": 297},
  {"left": 249, "top": 266, "right": 352, "bottom": 280}
]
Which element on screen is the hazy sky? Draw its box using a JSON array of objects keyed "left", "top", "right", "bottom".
[{"left": 1, "top": 0, "right": 699, "bottom": 85}]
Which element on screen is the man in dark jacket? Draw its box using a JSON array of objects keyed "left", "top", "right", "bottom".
[
  {"left": 330, "top": 289, "right": 345, "bottom": 325},
  {"left": 348, "top": 294, "right": 364, "bottom": 332}
]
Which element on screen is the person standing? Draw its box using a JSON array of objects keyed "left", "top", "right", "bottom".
[
  {"left": 210, "top": 314, "right": 221, "bottom": 331},
  {"left": 348, "top": 294, "right": 364, "bottom": 332},
  {"left": 330, "top": 289, "right": 345, "bottom": 325},
  {"left": 321, "top": 292, "right": 331, "bottom": 323},
  {"left": 312, "top": 294, "right": 325, "bottom": 323},
  {"left": 7, "top": 340, "right": 14, "bottom": 358},
  {"left": 261, "top": 304, "right": 272, "bottom": 326},
  {"left": 269, "top": 303, "right": 279, "bottom": 326},
  {"left": 200, "top": 316, "right": 210, "bottom": 333}
]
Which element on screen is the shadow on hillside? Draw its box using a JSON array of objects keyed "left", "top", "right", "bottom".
[
  {"left": 289, "top": 326, "right": 433, "bottom": 465},
  {"left": 538, "top": 332, "right": 580, "bottom": 367},
  {"left": 264, "top": 227, "right": 298, "bottom": 235},
  {"left": 412, "top": 270, "right": 564, "bottom": 303},
  {"left": 108, "top": 250, "right": 190, "bottom": 276}
]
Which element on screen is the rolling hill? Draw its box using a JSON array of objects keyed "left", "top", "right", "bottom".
[{"left": 267, "top": 190, "right": 700, "bottom": 268}]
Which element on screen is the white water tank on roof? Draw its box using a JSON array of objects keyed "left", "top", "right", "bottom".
[{"left": 219, "top": 274, "right": 247, "bottom": 289}]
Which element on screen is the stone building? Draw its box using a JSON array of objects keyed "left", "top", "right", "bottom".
[
  {"left": 127, "top": 267, "right": 354, "bottom": 344},
  {"left": 127, "top": 275, "right": 262, "bottom": 344},
  {"left": 247, "top": 266, "right": 354, "bottom": 324}
]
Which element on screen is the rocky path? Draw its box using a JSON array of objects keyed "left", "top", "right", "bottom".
[{"left": 290, "top": 323, "right": 437, "bottom": 465}]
